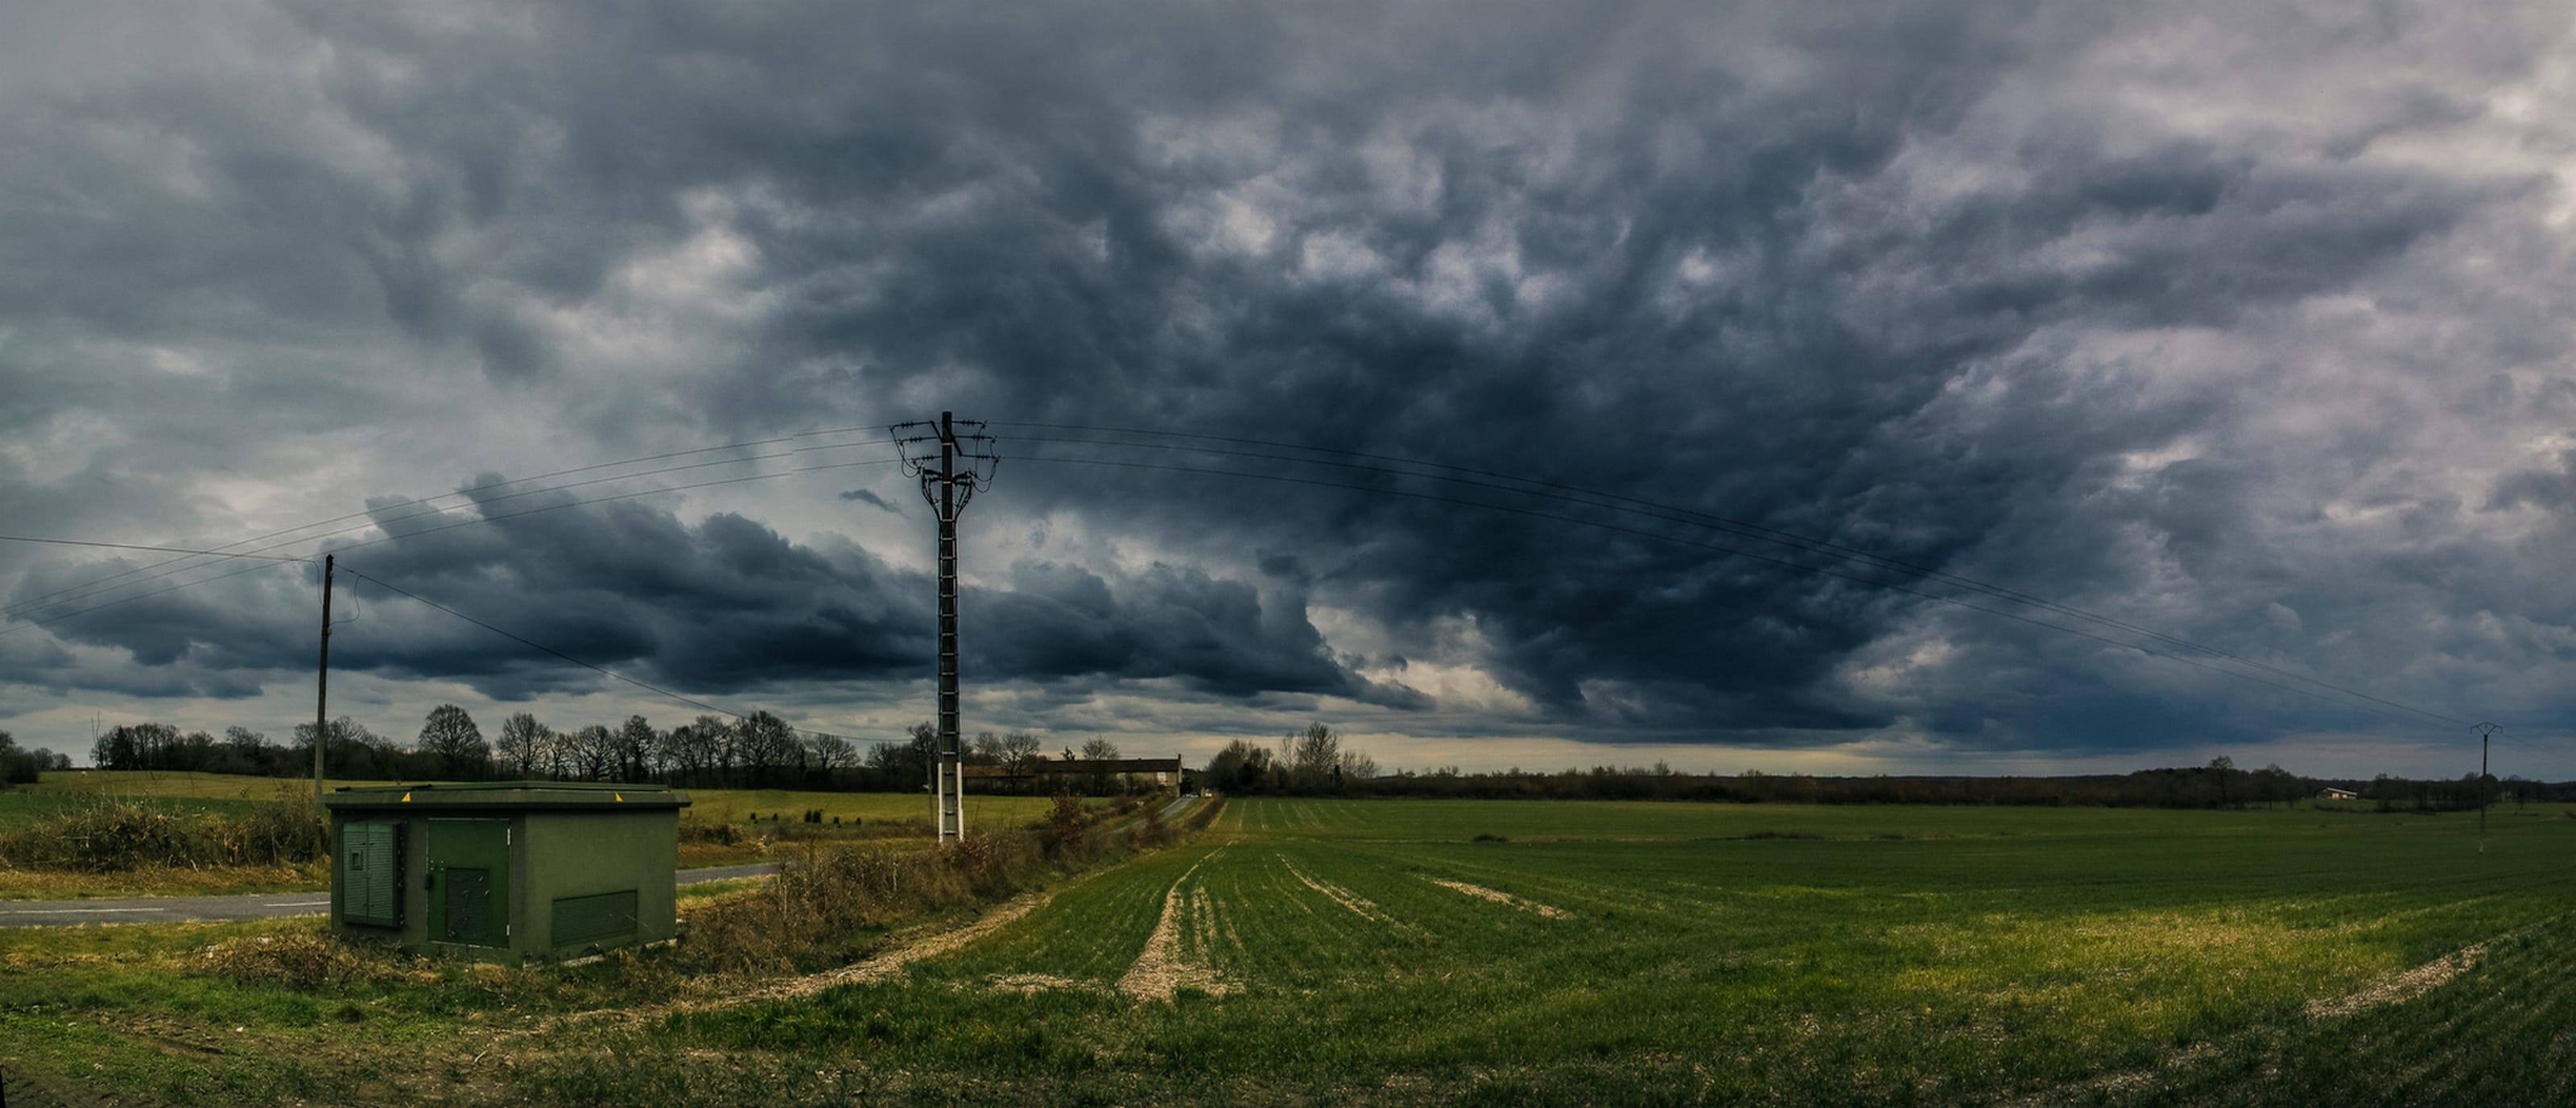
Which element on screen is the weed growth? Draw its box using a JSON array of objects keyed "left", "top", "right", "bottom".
[{"left": 0, "top": 790, "right": 326, "bottom": 872}]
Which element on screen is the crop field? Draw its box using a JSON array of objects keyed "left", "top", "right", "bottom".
[
  {"left": 628, "top": 798, "right": 2576, "bottom": 1105},
  {"left": 21, "top": 770, "right": 1071, "bottom": 830},
  {"left": 6, "top": 797, "right": 2575, "bottom": 1105},
  {"left": 0, "top": 789, "right": 279, "bottom": 830}
]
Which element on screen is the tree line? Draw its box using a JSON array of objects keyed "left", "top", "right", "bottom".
[
  {"left": 1201, "top": 732, "right": 2541, "bottom": 812},
  {"left": 79, "top": 707, "right": 1124, "bottom": 793},
  {"left": 1198, "top": 723, "right": 1382, "bottom": 795},
  {"left": 1, "top": 731, "right": 73, "bottom": 785}
]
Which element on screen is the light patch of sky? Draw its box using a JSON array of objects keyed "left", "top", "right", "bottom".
[
  {"left": 1366, "top": 658, "right": 1535, "bottom": 717},
  {"left": 1843, "top": 636, "right": 1959, "bottom": 698},
  {"left": 1296, "top": 229, "right": 1387, "bottom": 283},
  {"left": 1356, "top": 127, "right": 1445, "bottom": 218},
  {"left": 2, "top": 407, "right": 123, "bottom": 488}
]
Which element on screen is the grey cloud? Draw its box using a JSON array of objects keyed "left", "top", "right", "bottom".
[
  {"left": 6, "top": 0, "right": 2576, "bottom": 766},
  {"left": 12, "top": 476, "right": 1398, "bottom": 710},
  {"left": 839, "top": 488, "right": 901, "bottom": 514}
]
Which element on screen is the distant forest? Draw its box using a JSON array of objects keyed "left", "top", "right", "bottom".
[
  {"left": 76, "top": 708, "right": 1096, "bottom": 794},
  {"left": 1196, "top": 727, "right": 2541, "bottom": 813},
  {"left": 56, "top": 713, "right": 2549, "bottom": 813},
  {"left": 1319, "top": 762, "right": 2546, "bottom": 813}
]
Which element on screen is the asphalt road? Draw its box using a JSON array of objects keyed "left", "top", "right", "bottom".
[{"left": 0, "top": 862, "right": 779, "bottom": 928}]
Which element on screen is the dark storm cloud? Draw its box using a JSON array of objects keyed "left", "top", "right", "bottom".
[
  {"left": 10, "top": 479, "right": 1394, "bottom": 705},
  {"left": 6, "top": 0, "right": 2572, "bottom": 762},
  {"left": 838, "top": 488, "right": 901, "bottom": 515}
]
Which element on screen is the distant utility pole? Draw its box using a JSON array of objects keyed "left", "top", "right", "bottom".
[
  {"left": 892, "top": 414, "right": 998, "bottom": 843},
  {"left": 313, "top": 554, "right": 336, "bottom": 801},
  {"left": 2475, "top": 722, "right": 2500, "bottom": 854}
]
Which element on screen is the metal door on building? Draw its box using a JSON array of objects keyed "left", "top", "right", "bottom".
[{"left": 427, "top": 818, "right": 510, "bottom": 948}]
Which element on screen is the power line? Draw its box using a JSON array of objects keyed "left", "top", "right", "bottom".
[
  {"left": 2, "top": 435, "right": 896, "bottom": 622},
  {"left": 0, "top": 535, "right": 315, "bottom": 562},
  {"left": 0, "top": 456, "right": 902, "bottom": 637},
  {"left": 0, "top": 559, "right": 303, "bottom": 638},
  {"left": 1005, "top": 426, "right": 2471, "bottom": 729},
  {"left": 341, "top": 566, "right": 866, "bottom": 744},
  {"left": 3, "top": 440, "right": 898, "bottom": 621},
  {"left": 1, "top": 429, "right": 894, "bottom": 620}
]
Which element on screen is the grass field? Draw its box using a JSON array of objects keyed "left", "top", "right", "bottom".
[
  {"left": 19, "top": 771, "right": 1074, "bottom": 830},
  {"left": 4, "top": 797, "right": 2573, "bottom": 1105},
  {"left": 0, "top": 772, "right": 1087, "bottom": 899}
]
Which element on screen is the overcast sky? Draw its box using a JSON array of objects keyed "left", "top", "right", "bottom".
[{"left": 5, "top": 0, "right": 2574, "bottom": 779}]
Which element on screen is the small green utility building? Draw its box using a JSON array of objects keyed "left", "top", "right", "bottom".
[{"left": 322, "top": 782, "right": 690, "bottom": 964}]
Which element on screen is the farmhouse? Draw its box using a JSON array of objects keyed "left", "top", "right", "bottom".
[{"left": 2317, "top": 786, "right": 2359, "bottom": 801}]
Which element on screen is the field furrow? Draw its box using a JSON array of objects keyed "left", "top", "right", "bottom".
[
  {"left": 1423, "top": 875, "right": 1569, "bottom": 917},
  {"left": 1117, "top": 859, "right": 1232, "bottom": 1001}
]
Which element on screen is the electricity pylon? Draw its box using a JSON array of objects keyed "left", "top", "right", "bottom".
[
  {"left": 892, "top": 413, "right": 998, "bottom": 842},
  {"left": 2475, "top": 722, "right": 2500, "bottom": 854}
]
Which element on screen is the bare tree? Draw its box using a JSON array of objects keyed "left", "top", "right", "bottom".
[
  {"left": 869, "top": 721, "right": 937, "bottom": 789},
  {"left": 663, "top": 716, "right": 729, "bottom": 786},
  {"left": 807, "top": 732, "right": 855, "bottom": 780},
  {"left": 496, "top": 712, "right": 551, "bottom": 779},
  {"left": 615, "top": 715, "right": 658, "bottom": 782},
  {"left": 708, "top": 715, "right": 744, "bottom": 785},
  {"left": 1080, "top": 736, "right": 1123, "bottom": 760},
  {"left": 1337, "top": 748, "right": 1379, "bottom": 783},
  {"left": 737, "top": 711, "right": 799, "bottom": 786},
  {"left": 566, "top": 724, "right": 617, "bottom": 781},
  {"left": 1001, "top": 731, "right": 1043, "bottom": 772},
  {"left": 417, "top": 705, "right": 488, "bottom": 779},
  {"left": 1286, "top": 722, "right": 1340, "bottom": 788}
]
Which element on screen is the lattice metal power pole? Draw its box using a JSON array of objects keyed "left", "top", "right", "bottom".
[
  {"left": 2475, "top": 722, "right": 2500, "bottom": 854},
  {"left": 893, "top": 413, "right": 998, "bottom": 842}
]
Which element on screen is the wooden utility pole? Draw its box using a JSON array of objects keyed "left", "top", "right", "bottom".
[
  {"left": 312, "top": 554, "right": 335, "bottom": 801},
  {"left": 894, "top": 414, "right": 997, "bottom": 842}
]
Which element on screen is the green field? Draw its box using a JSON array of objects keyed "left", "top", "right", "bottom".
[
  {"left": 0, "top": 772, "right": 1085, "bottom": 899},
  {"left": 4, "top": 797, "right": 2573, "bottom": 1105},
  {"left": 18, "top": 771, "right": 1070, "bottom": 830}
]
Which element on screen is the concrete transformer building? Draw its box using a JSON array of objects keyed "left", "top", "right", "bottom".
[{"left": 322, "top": 782, "right": 690, "bottom": 964}]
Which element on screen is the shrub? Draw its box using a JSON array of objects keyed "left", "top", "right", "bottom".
[
  {"left": 684, "top": 830, "right": 1044, "bottom": 976},
  {"left": 1040, "top": 792, "right": 1089, "bottom": 859},
  {"left": 681, "top": 820, "right": 743, "bottom": 846},
  {"left": 198, "top": 932, "right": 393, "bottom": 991},
  {"left": 0, "top": 794, "right": 327, "bottom": 872}
]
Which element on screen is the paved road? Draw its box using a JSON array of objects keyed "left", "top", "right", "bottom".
[{"left": 0, "top": 863, "right": 780, "bottom": 928}]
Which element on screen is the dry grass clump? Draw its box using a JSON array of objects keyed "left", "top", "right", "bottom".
[
  {"left": 686, "top": 830, "right": 1051, "bottom": 976},
  {"left": 0, "top": 793, "right": 328, "bottom": 872},
  {"left": 0, "top": 860, "right": 328, "bottom": 900},
  {"left": 196, "top": 932, "right": 408, "bottom": 991},
  {"left": 679, "top": 820, "right": 744, "bottom": 846},
  {"left": 683, "top": 795, "right": 1206, "bottom": 977}
]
